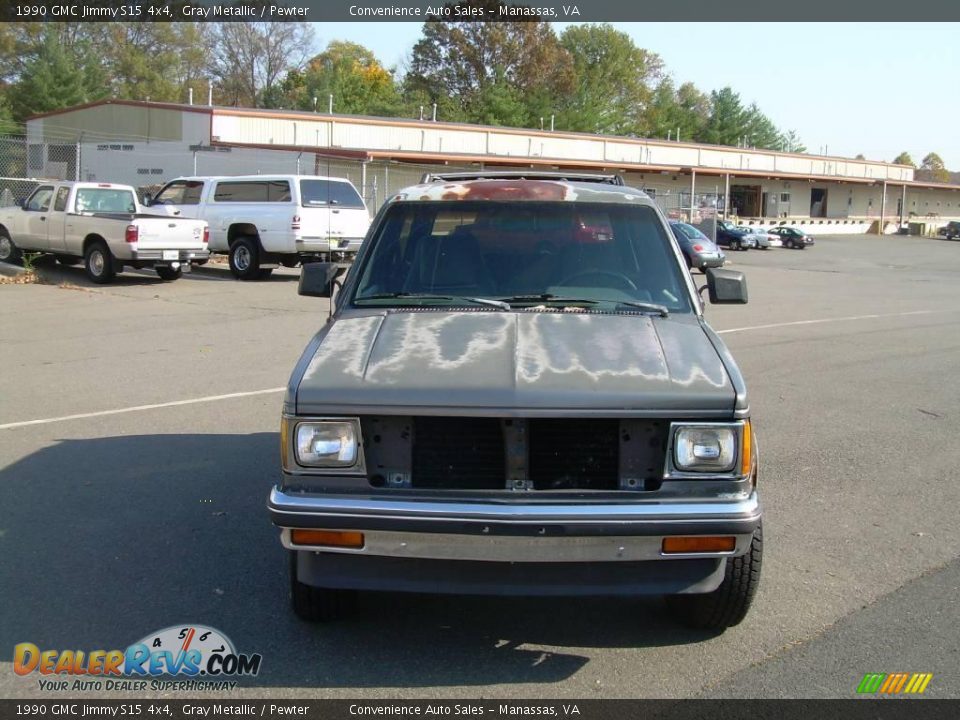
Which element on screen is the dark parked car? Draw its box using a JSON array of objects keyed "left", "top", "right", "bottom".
[
  {"left": 271, "top": 171, "right": 762, "bottom": 633},
  {"left": 941, "top": 221, "right": 960, "bottom": 240},
  {"left": 669, "top": 220, "right": 726, "bottom": 270},
  {"left": 712, "top": 220, "right": 756, "bottom": 251},
  {"left": 768, "top": 226, "right": 815, "bottom": 249}
]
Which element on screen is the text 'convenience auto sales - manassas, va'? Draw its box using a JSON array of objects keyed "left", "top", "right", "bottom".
[{"left": 13, "top": 625, "right": 262, "bottom": 692}]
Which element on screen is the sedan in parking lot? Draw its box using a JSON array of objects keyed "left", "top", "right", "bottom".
[
  {"left": 769, "top": 226, "right": 815, "bottom": 249},
  {"left": 669, "top": 220, "right": 726, "bottom": 271}
]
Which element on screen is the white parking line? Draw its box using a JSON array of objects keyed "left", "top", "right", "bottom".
[
  {"left": 716, "top": 309, "right": 943, "bottom": 335},
  {"left": 0, "top": 387, "right": 286, "bottom": 431},
  {"left": 1, "top": 309, "right": 952, "bottom": 431}
]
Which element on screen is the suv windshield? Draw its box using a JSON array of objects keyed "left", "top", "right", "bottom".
[{"left": 352, "top": 201, "right": 692, "bottom": 313}]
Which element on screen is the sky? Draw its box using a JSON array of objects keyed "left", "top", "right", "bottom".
[{"left": 310, "top": 22, "right": 960, "bottom": 169}]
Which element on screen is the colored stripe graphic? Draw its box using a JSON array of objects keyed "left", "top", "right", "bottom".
[
  {"left": 857, "top": 673, "right": 885, "bottom": 693},
  {"left": 857, "top": 673, "right": 932, "bottom": 694}
]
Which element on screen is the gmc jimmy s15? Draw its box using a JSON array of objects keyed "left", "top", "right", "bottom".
[{"left": 269, "top": 172, "right": 762, "bottom": 632}]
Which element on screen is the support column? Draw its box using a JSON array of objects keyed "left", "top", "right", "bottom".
[
  {"left": 723, "top": 173, "right": 730, "bottom": 220},
  {"left": 900, "top": 183, "right": 907, "bottom": 229},
  {"left": 879, "top": 180, "right": 887, "bottom": 235},
  {"left": 690, "top": 170, "right": 696, "bottom": 224}
]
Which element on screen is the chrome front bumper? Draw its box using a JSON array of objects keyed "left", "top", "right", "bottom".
[{"left": 269, "top": 488, "right": 761, "bottom": 562}]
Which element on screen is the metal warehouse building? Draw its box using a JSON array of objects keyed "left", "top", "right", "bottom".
[{"left": 22, "top": 100, "right": 960, "bottom": 234}]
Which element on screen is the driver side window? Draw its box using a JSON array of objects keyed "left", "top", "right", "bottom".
[
  {"left": 155, "top": 180, "right": 203, "bottom": 205},
  {"left": 26, "top": 186, "right": 54, "bottom": 212}
]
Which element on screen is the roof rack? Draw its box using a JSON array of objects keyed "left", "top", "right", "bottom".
[{"left": 419, "top": 170, "right": 625, "bottom": 186}]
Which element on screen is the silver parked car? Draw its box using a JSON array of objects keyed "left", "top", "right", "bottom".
[
  {"left": 271, "top": 171, "right": 762, "bottom": 632},
  {"left": 669, "top": 220, "right": 726, "bottom": 270}
]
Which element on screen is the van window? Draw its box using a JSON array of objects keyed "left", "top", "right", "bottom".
[
  {"left": 300, "top": 179, "right": 364, "bottom": 208},
  {"left": 154, "top": 180, "right": 203, "bottom": 205}
]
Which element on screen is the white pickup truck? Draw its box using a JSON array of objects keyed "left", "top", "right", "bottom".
[
  {"left": 146, "top": 175, "right": 370, "bottom": 280},
  {"left": 0, "top": 181, "right": 209, "bottom": 283}
]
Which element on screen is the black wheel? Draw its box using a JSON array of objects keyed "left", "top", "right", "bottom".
[
  {"left": 56, "top": 254, "right": 80, "bottom": 266},
  {"left": 84, "top": 241, "right": 117, "bottom": 284},
  {"left": 228, "top": 237, "right": 262, "bottom": 280},
  {"left": 0, "top": 230, "right": 21, "bottom": 265},
  {"left": 257, "top": 268, "right": 274, "bottom": 280},
  {"left": 156, "top": 266, "right": 182, "bottom": 281},
  {"left": 665, "top": 522, "right": 762, "bottom": 631},
  {"left": 289, "top": 551, "right": 355, "bottom": 622}
]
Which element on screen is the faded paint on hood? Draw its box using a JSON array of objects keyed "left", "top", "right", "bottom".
[{"left": 296, "top": 311, "right": 734, "bottom": 415}]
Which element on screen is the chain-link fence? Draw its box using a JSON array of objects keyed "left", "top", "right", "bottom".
[
  {"left": 647, "top": 187, "right": 720, "bottom": 241},
  {"left": 0, "top": 134, "right": 82, "bottom": 207}
]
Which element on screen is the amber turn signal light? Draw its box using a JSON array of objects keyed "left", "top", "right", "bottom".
[
  {"left": 662, "top": 536, "right": 736, "bottom": 554},
  {"left": 290, "top": 529, "right": 365, "bottom": 548},
  {"left": 741, "top": 420, "right": 753, "bottom": 477}
]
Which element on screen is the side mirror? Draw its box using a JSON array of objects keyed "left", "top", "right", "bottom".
[
  {"left": 18, "top": 199, "right": 27, "bottom": 209},
  {"left": 704, "top": 268, "right": 748, "bottom": 304},
  {"left": 298, "top": 262, "right": 346, "bottom": 298},
  {"left": 142, "top": 195, "right": 152, "bottom": 207}
]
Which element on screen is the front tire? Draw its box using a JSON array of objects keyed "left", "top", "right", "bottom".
[
  {"left": 156, "top": 266, "right": 182, "bottom": 281},
  {"left": 229, "top": 237, "right": 262, "bottom": 280},
  {"left": 289, "top": 551, "right": 355, "bottom": 622},
  {"left": 84, "top": 241, "right": 116, "bottom": 284},
  {"left": 665, "top": 522, "right": 763, "bottom": 631},
  {"left": 0, "top": 230, "right": 21, "bottom": 265}
]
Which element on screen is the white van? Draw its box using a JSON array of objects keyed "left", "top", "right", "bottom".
[{"left": 147, "top": 175, "right": 370, "bottom": 280}]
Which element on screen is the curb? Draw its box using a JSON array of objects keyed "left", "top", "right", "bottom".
[{"left": 0, "top": 261, "right": 28, "bottom": 278}]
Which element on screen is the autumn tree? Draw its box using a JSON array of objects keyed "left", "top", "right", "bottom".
[
  {"left": 209, "top": 22, "right": 315, "bottom": 107},
  {"left": 279, "top": 41, "right": 402, "bottom": 115}
]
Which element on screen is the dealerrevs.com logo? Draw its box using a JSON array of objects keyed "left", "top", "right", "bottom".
[{"left": 14, "top": 625, "right": 262, "bottom": 692}]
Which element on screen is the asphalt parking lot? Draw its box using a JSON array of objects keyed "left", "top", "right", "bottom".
[{"left": 2, "top": 234, "right": 959, "bottom": 699}]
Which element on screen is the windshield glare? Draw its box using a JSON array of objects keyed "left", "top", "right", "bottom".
[{"left": 352, "top": 201, "right": 692, "bottom": 313}]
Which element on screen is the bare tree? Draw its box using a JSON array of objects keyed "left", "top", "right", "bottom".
[{"left": 208, "top": 22, "right": 314, "bottom": 107}]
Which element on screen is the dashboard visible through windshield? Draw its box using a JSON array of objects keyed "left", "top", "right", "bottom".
[{"left": 352, "top": 201, "right": 693, "bottom": 314}]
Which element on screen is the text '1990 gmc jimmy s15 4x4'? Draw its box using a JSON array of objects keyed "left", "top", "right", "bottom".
[{"left": 269, "top": 172, "right": 762, "bottom": 632}]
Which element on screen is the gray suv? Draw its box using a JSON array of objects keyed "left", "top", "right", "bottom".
[{"left": 269, "top": 172, "right": 762, "bottom": 632}]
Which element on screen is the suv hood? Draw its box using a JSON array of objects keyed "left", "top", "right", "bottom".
[{"left": 296, "top": 311, "right": 735, "bottom": 415}]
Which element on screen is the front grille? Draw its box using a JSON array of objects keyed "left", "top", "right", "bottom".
[
  {"left": 411, "top": 417, "right": 504, "bottom": 489},
  {"left": 367, "top": 416, "right": 668, "bottom": 492},
  {"left": 529, "top": 419, "right": 620, "bottom": 490}
]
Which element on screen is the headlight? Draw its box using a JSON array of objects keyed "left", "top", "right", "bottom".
[
  {"left": 295, "top": 421, "right": 359, "bottom": 467},
  {"left": 673, "top": 425, "right": 737, "bottom": 472}
]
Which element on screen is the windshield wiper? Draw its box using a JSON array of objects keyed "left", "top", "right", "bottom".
[
  {"left": 355, "top": 293, "right": 510, "bottom": 310},
  {"left": 497, "top": 294, "right": 600, "bottom": 306},
  {"left": 614, "top": 300, "right": 670, "bottom": 317}
]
